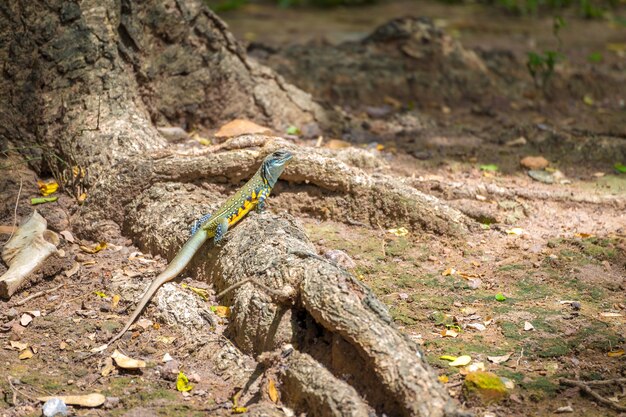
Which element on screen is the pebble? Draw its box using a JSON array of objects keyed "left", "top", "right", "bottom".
[
  {"left": 505, "top": 136, "right": 527, "bottom": 147},
  {"left": 6, "top": 308, "right": 18, "bottom": 320},
  {"left": 528, "top": 170, "right": 554, "bottom": 184},
  {"left": 104, "top": 397, "right": 120, "bottom": 409},
  {"left": 555, "top": 405, "right": 574, "bottom": 413},
  {"left": 42, "top": 398, "right": 68, "bottom": 417},
  {"left": 324, "top": 249, "right": 356, "bottom": 269}
]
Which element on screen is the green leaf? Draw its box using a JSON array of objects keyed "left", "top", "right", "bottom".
[
  {"left": 587, "top": 52, "right": 603, "bottom": 63},
  {"left": 31, "top": 196, "right": 58, "bottom": 205},
  {"left": 176, "top": 371, "right": 193, "bottom": 392},
  {"left": 495, "top": 293, "right": 507, "bottom": 302},
  {"left": 286, "top": 126, "right": 300, "bottom": 135},
  {"left": 479, "top": 164, "right": 499, "bottom": 172},
  {"left": 614, "top": 163, "right": 626, "bottom": 174}
]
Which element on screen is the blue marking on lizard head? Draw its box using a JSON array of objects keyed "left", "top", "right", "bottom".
[{"left": 261, "top": 149, "right": 293, "bottom": 187}]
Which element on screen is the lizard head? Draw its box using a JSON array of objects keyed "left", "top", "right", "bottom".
[{"left": 261, "top": 149, "right": 293, "bottom": 187}]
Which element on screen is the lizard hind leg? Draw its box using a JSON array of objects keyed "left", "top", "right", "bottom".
[
  {"left": 214, "top": 217, "right": 229, "bottom": 244},
  {"left": 191, "top": 212, "right": 212, "bottom": 235}
]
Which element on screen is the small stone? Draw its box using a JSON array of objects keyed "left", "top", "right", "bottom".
[
  {"left": 520, "top": 155, "right": 550, "bottom": 170},
  {"left": 324, "top": 249, "right": 356, "bottom": 269},
  {"left": 528, "top": 170, "right": 554, "bottom": 184},
  {"left": 468, "top": 278, "right": 482, "bottom": 289},
  {"left": 157, "top": 127, "right": 189, "bottom": 143},
  {"left": 398, "top": 293, "right": 409, "bottom": 301},
  {"left": 506, "top": 136, "right": 527, "bottom": 147},
  {"left": 6, "top": 308, "right": 18, "bottom": 319},
  {"left": 571, "top": 302, "right": 581, "bottom": 311},
  {"left": 20, "top": 314, "right": 33, "bottom": 327},
  {"left": 524, "top": 321, "right": 535, "bottom": 331},
  {"left": 555, "top": 405, "right": 574, "bottom": 413},
  {"left": 104, "top": 397, "right": 120, "bottom": 409},
  {"left": 42, "top": 398, "right": 68, "bottom": 417},
  {"left": 161, "top": 360, "right": 180, "bottom": 381}
]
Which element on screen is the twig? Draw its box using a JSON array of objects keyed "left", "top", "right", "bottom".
[
  {"left": 14, "top": 283, "right": 64, "bottom": 306},
  {"left": 560, "top": 378, "right": 626, "bottom": 412},
  {"left": 216, "top": 278, "right": 253, "bottom": 299},
  {"left": 7, "top": 376, "right": 39, "bottom": 402},
  {"left": 516, "top": 347, "right": 524, "bottom": 367},
  {"left": 1, "top": 176, "right": 23, "bottom": 247}
]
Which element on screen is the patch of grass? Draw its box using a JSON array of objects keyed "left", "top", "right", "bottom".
[
  {"left": 514, "top": 277, "right": 552, "bottom": 300},
  {"left": 569, "top": 320, "right": 624, "bottom": 352},
  {"left": 390, "top": 305, "right": 419, "bottom": 325},
  {"left": 498, "top": 263, "right": 526, "bottom": 271},
  {"left": 496, "top": 369, "right": 525, "bottom": 383},
  {"left": 533, "top": 337, "right": 571, "bottom": 357},
  {"left": 386, "top": 237, "right": 411, "bottom": 258},
  {"left": 521, "top": 376, "right": 559, "bottom": 397}
]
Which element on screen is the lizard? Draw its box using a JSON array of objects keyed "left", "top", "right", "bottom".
[{"left": 105, "top": 149, "right": 293, "bottom": 347}]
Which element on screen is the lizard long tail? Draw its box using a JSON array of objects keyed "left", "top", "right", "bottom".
[{"left": 107, "top": 230, "right": 209, "bottom": 346}]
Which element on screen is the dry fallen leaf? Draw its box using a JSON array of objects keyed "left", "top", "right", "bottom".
[
  {"left": 442, "top": 268, "right": 456, "bottom": 276},
  {"left": 176, "top": 371, "right": 193, "bottom": 392},
  {"left": 466, "top": 362, "right": 485, "bottom": 373},
  {"left": 181, "top": 283, "right": 210, "bottom": 301},
  {"left": 19, "top": 348, "right": 34, "bottom": 360},
  {"left": 466, "top": 323, "right": 486, "bottom": 332},
  {"left": 268, "top": 378, "right": 279, "bottom": 403},
  {"left": 487, "top": 353, "right": 512, "bottom": 364},
  {"left": 449, "top": 355, "right": 472, "bottom": 367},
  {"left": 441, "top": 329, "right": 458, "bottom": 338},
  {"left": 607, "top": 349, "right": 625, "bottom": 358},
  {"left": 10, "top": 341, "right": 28, "bottom": 350},
  {"left": 387, "top": 227, "right": 409, "bottom": 237},
  {"left": 112, "top": 294, "right": 121, "bottom": 308},
  {"left": 59, "top": 230, "right": 75, "bottom": 243},
  {"left": 37, "top": 180, "right": 59, "bottom": 196},
  {"left": 212, "top": 306, "right": 231, "bottom": 318},
  {"left": 438, "top": 375, "right": 449, "bottom": 383},
  {"left": 80, "top": 242, "right": 107, "bottom": 254},
  {"left": 214, "top": 119, "right": 271, "bottom": 138},
  {"left": 101, "top": 357, "right": 115, "bottom": 377},
  {"left": 325, "top": 139, "right": 352, "bottom": 149},
  {"left": 111, "top": 350, "right": 146, "bottom": 369},
  {"left": 38, "top": 393, "right": 105, "bottom": 408},
  {"left": 59, "top": 341, "right": 68, "bottom": 350},
  {"left": 65, "top": 262, "right": 80, "bottom": 278}
]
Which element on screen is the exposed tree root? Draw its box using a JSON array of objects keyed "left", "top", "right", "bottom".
[
  {"left": 560, "top": 378, "right": 626, "bottom": 412},
  {"left": 411, "top": 177, "right": 626, "bottom": 208},
  {"left": 142, "top": 137, "right": 474, "bottom": 237}
]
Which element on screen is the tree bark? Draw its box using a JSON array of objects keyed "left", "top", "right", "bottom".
[{"left": 1, "top": 1, "right": 470, "bottom": 416}]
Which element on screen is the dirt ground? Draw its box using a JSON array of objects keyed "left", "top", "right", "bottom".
[{"left": 1, "top": 0, "right": 625, "bottom": 416}]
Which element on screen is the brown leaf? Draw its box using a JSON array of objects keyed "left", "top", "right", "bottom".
[
  {"left": 214, "top": 119, "right": 271, "bottom": 138},
  {"left": 111, "top": 350, "right": 146, "bottom": 369}
]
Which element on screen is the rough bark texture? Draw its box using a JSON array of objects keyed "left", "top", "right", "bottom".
[
  {"left": 0, "top": 0, "right": 324, "bottom": 174},
  {"left": 1, "top": 1, "right": 470, "bottom": 416}
]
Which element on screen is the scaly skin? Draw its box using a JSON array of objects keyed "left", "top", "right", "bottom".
[{"left": 106, "top": 150, "right": 292, "bottom": 347}]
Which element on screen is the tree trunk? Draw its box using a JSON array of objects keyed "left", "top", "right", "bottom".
[{"left": 1, "top": 1, "right": 470, "bottom": 416}]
